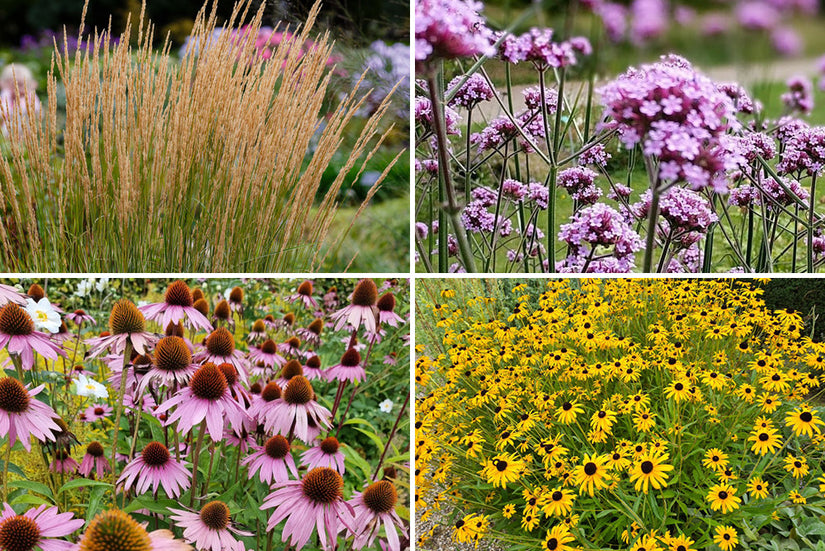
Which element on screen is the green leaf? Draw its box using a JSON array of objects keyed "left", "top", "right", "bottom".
[
  {"left": 341, "top": 443, "right": 373, "bottom": 480},
  {"left": 8, "top": 480, "right": 54, "bottom": 502},
  {"left": 0, "top": 460, "right": 25, "bottom": 478},
  {"left": 9, "top": 493, "right": 52, "bottom": 507},
  {"left": 352, "top": 427, "right": 384, "bottom": 453},
  {"left": 57, "top": 479, "right": 112, "bottom": 495},
  {"left": 86, "top": 485, "right": 109, "bottom": 523}
]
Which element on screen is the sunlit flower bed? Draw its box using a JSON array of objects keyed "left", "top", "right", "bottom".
[
  {"left": 0, "top": 278, "right": 410, "bottom": 551},
  {"left": 416, "top": 279, "right": 825, "bottom": 550}
]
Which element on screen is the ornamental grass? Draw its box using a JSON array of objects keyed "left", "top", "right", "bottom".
[
  {"left": 0, "top": 0, "right": 400, "bottom": 272},
  {"left": 416, "top": 279, "right": 825, "bottom": 550}
]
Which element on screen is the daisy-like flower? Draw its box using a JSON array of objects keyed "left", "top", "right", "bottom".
[
  {"left": 325, "top": 349, "right": 365, "bottom": 383},
  {"left": 247, "top": 320, "right": 267, "bottom": 342},
  {"left": 376, "top": 293, "right": 404, "bottom": 327},
  {"left": 119, "top": 441, "right": 192, "bottom": 498},
  {"left": 480, "top": 453, "right": 525, "bottom": 489},
  {"left": 302, "top": 355, "right": 324, "bottom": 380},
  {"left": 227, "top": 287, "right": 244, "bottom": 314},
  {"left": 261, "top": 467, "right": 355, "bottom": 550},
  {"left": 169, "top": 501, "right": 251, "bottom": 551},
  {"left": 542, "top": 524, "right": 576, "bottom": 551},
  {"left": 139, "top": 336, "right": 198, "bottom": 391},
  {"left": 346, "top": 480, "right": 407, "bottom": 551},
  {"left": 260, "top": 375, "right": 331, "bottom": 444},
  {"left": 86, "top": 299, "right": 156, "bottom": 357},
  {"left": 139, "top": 280, "right": 213, "bottom": 332},
  {"left": 702, "top": 448, "right": 729, "bottom": 471},
  {"left": 628, "top": 452, "right": 674, "bottom": 494},
  {"left": 748, "top": 477, "right": 770, "bottom": 499},
  {"left": 49, "top": 450, "right": 78, "bottom": 474},
  {"left": 64, "top": 309, "right": 95, "bottom": 326},
  {"left": 24, "top": 298, "right": 61, "bottom": 334},
  {"left": 572, "top": 454, "right": 610, "bottom": 496},
  {"left": 296, "top": 319, "right": 324, "bottom": 347},
  {"left": 194, "top": 328, "right": 249, "bottom": 381},
  {"left": 301, "top": 436, "right": 346, "bottom": 474},
  {"left": 246, "top": 382, "right": 282, "bottom": 425},
  {"left": 785, "top": 406, "right": 825, "bottom": 438},
  {"left": 0, "top": 284, "right": 26, "bottom": 307},
  {"left": 706, "top": 483, "right": 741, "bottom": 513},
  {"left": 277, "top": 337, "right": 303, "bottom": 358},
  {"left": 713, "top": 525, "right": 739, "bottom": 551},
  {"left": 0, "top": 303, "right": 66, "bottom": 370},
  {"left": 242, "top": 434, "right": 298, "bottom": 484},
  {"left": 539, "top": 487, "right": 576, "bottom": 518},
  {"left": 0, "top": 503, "right": 84, "bottom": 551},
  {"left": 247, "top": 339, "right": 286, "bottom": 369},
  {"left": 0, "top": 378, "right": 62, "bottom": 451},
  {"left": 77, "top": 509, "right": 192, "bottom": 551},
  {"left": 78, "top": 441, "right": 111, "bottom": 479},
  {"left": 748, "top": 426, "right": 782, "bottom": 455},
  {"left": 331, "top": 279, "right": 379, "bottom": 334},
  {"left": 73, "top": 375, "right": 109, "bottom": 401},
  {"left": 156, "top": 362, "right": 248, "bottom": 441},
  {"left": 287, "top": 281, "right": 319, "bottom": 309},
  {"left": 212, "top": 300, "right": 233, "bottom": 329},
  {"left": 555, "top": 400, "right": 584, "bottom": 424},
  {"left": 784, "top": 454, "right": 809, "bottom": 478},
  {"left": 276, "top": 360, "right": 305, "bottom": 388}
]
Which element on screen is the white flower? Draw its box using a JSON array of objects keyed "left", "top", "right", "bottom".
[
  {"left": 24, "top": 298, "right": 61, "bottom": 334},
  {"left": 94, "top": 277, "right": 110, "bottom": 292},
  {"left": 379, "top": 399, "right": 394, "bottom": 413},
  {"left": 75, "top": 279, "right": 93, "bottom": 297},
  {"left": 74, "top": 375, "right": 109, "bottom": 400}
]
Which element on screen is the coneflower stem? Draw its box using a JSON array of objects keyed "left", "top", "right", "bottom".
[
  {"left": 2, "top": 442, "right": 11, "bottom": 502},
  {"left": 372, "top": 392, "right": 409, "bottom": 481},
  {"left": 203, "top": 442, "right": 216, "bottom": 497},
  {"left": 330, "top": 380, "right": 347, "bottom": 420},
  {"left": 336, "top": 339, "right": 376, "bottom": 437},
  {"left": 189, "top": 419, "right": 207, "bottom": 508},
  {"left": 129, "top": 395, "right": 144, "bottom": 460},
  {"left": 110, "top": 341, "right": 133, "bottom": 504}
]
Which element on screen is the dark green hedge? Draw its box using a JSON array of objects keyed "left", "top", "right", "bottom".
[{"left": 761, "top": 279, "right": 825, "bottom": 342}]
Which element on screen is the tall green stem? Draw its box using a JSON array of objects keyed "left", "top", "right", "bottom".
[
  {"left": 808, "top": 174, "right": 817, "bottom": 272},
  {"left": 189, "top": 419, "right": 207, "bottom": 508},
  {"left": 110, "top": 341, "right": 133, "bottom": 504}
]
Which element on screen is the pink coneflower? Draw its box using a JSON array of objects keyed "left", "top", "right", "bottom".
[
  {"left": 330, "top": 279, "right": 379, "bottom": 334},
  {"left": 50, "top": 322, "right": 75, "bottom": 345},
  {"left": 242, "top": 434, "right": 298, "bottom": 484},
  {"left": 276, "top": 360, "right": 305, "bottom": 388},
  {"left": 364, "top": 328, "right": 387, "bottom": 346},
  {"left": 139, "top": 336, "right": 197, "bottom": 391},
  {"left": 268, "top": 313, "right": 295, "bottom": 331},
  {"left": 0, "top": 503, "right": 84, "bottom": 551},
  {"left": 64, "top": 309, "right": 95, "bottom": 326},
  {"left": 247, "top": 339, "right": 285, "bottom": 369},
  {"left": 247, "top": 320, "right": 267, "bottom": 342},
  {"left": 303, "top": 355, "right": 324, "bottom": 380},
  {"left": 259, "top": 376, "right": 330, "bottom": 444},
  {"left": 287, "top": 281, "right": 319, "bottom": 309},
  {"left": 323, "top": 287, "right": 339, "bottom": 310},
  {"left": 49, "top": 450, "right": 78, "bottom": 474},
  {"left": 194, "top": 328, "right": 249, "bottom": 381},
  {"left": 0, "top": 303, "right": 66, "bottom": 370},
  {"left": 346, "top": 480, "right": 406, "bottom": 551},
  {"left": 170, "top": 501, "right": 251, "bottom": 551},
  {"left": 0, "top": 379, "right": 61, "bottom": 451},
  {"left": 301, "top": 436, "right": 346, "bottom": 474},
  {"left": 383, "top": 353, "right": 397, "bottom": 366},
  {"left": 376, "top": 293, "right": 404, "bottom": 327},
  {"left": 295, "top": 318, "right": 324, "bottom": 347},
  {"left": 156, "top": 362, "right": 248, "bottom": 441},
  {"left": 77, "top": 509, "right": 192, "bottom": 551},
  {"left": 227, "top": 287, "right": 244, "bottom": 314},
  {"left": 78, "top": 441, "right": 110, "bottom": 479},
  {"left": 224, "top": 424, "right": 256, "bottom": 454},
  {"left": 261, "top": 467, "right": 355, "bottom": 550},
  {"left": 325, "top": 349, "right": 365, "bottom": 384},
  {"left": 212, "top": 300, "right": 234, "bottom": 330},
  {"left": 0, "top": 284, "right": 25, "bottom": 307},
  {"left": 85, "top": 299, "right": 156, "bottom": 358},
  {"left": 277, "top": 337, "right": 303, "bottom": 359},
  {"left": 139, "top": 280, "right": 213, "bottom": 332},
  {"left": 247, "top": 381, "right": 283, "bottom": 425},
  {"left": 82, "top": 404, "right": 112, "bottom": 423},
  {"left": 119, "top": 441, "right": 192, "bottom": 498},
  {"left": 216, "top": 362, "right": 250, "bottom": 406}
]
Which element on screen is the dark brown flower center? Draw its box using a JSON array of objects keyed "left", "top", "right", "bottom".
[
  {"left": 94, "top": 407, "right": 105, "bottom": 415},
  {"left": 308, "top": 319, "right": 324, "bottom": 335},
  {"left": 283, "top": 376, "right": 313, "bottom": 405},
  {"left": 0, "top": 303, "right": 34, "bottom": 336},
  {"left": 640, "top": 461, "right": 654, "bottom": 474},
  {"left": 261, "top": 382, "right": 282, "bottom": 402},
  {"left": 87, "top": 441, "right": 105, "bottom": 457},
  {"left": 192, "top": 288, "right": 205, "bottom": 302},
  {"left": 352, "top": 279, "right": 378, "bottom": 307},
  {"left": 164, "top": 321, "right": 185, "bottom": 337},
  {"left": 213, "top": 300, "right": 230, "bottom": 321},
  {"left": 297, "top": 281, "right": 313, "bottom": 296},
  {"left": 546, "top": 538, "right": 558, "bottom": 550},
  {"left": 141, "top": 442, "right": 170, "bottom": 467},
  {"left": 0, "top": 378, "right": 30, "bottom": 413},
  {"left": 252, "top": 320, "right": 266, "bottom": 333},
  {"left": 320, "top": 437, "right": 340, "bottom": 454},
  {"left": 584, "top": 462, "right": 597, "bottom": 476},
  {"left": 78, "top": 509, "right": 151, "bottom": 551},
  {"left": 165, "top": 280, "right": 193, "bottom": 307},
  {"left": 193, "top": 298, "right": 209, "bottom": 318},
  {"left": 229, "top": 287, "right": 243, "bottom": 304},
  {"left": 306, "top": 355, "right": 321, "bottom": 369},
  {"left": 27, "top": 285, "right": 44, "bottom": 302},
  {"left": 264, "top": 435, "right": 290, "bottom": 459},
  {"left": 302, "top": 467, "right": 343, "bottom": 504},
  {"left": 718, "top": 491, "right": 728, "bottom": 499},
  {"left": 285, "top": 337, "right": 300, "bottom": 349},
  {"left": 341, "top": 348, "right": 361, "bottom": 367},
  {"left": 281, "top": 360, "right": 303, "bottom": 380},
  {"left": 189, "top": 363, "right": 227, "bottom": 400},
  {"left": 199, "top": 501, "right": 230, "bottom": 531},
  {"left": 552, "top": 491, "right": 563, "bottom": 501},
  {"left": 217, "top": 363, "right": 237, "bottom": 386},
  {"left": 0, "top": 515, "right": 41, "bottom": 551},
  {"left": 800, "top": 411, "right": 813, "bottom": 423},
  {"left": 283, "top": 313, "right": 295, "bottom": 326},
  {"left": 206, "top": 327, "right": 235, "bottom": 357},
  {"left": 758, "top": 432, "right": 769, "bottom": 441},
  {"left": 154, "top": 336, "right": 191, "bottom": 373},
  {"left": 261, "top": 339, "right": 277, "bottom": 354},
  {"left": 377, "top": 292, "right": 396, "bottom": 313},
  {"left": 109, "top": 299, "right": 145, "bottom": 335},
  {"left": 362, "top": 480, "right": 397, "bottom": 513}
]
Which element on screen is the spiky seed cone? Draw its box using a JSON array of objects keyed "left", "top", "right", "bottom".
[
  {"left": 377, "top": 292, "right": 396, "bottom": 312},
  {"left": 297, "top": 281, "right": 313, "bottom": 296},
  {"left": 189, "top": 363, "right": 228, "bottom": 400},
  {"left": 352, "top": 279, "right": 378, "bottom": 307},
  {"left": 302, "top": 467, "right": 343, "bottom": 504},
  {"left": 213, "top": 300, "right": 230, "bottom": 320},
  {"left": 193, "top": 298, "right": 209, "bottom": 318},
  {"left": 217, "top": 363, "right": 238, "bottom": 386},
  {"left": 320, "top": 436, "right": 339, "bottom": 454},
  {"left": 26, "top": 284, "right": 45, "bottom": 302},
  {"left": 261, "top": 382, "right": 282, "bottom": 402},
  {"left": 306, "top": 355, "right": 321, "bottom": 369},
  {"left": 340, "top": 348, "right": 361, "bottom": 367},
  {"left": 87, "top": 441, "right": 105, "bottom": 457},
  {"left": 109, "top": 299, "right": 145, "bottom": 335},
  {"left": 283, "top": 375, "right": 313, "bottom": 405},
  {"left": 165, "top": 280, "right": 193, "bottom": 307},
  {"left": 229, "top": 287, "right": 243, "bottom": 303},
  {"left": 281, "top": 360, "right": 303, "bottom": 380},
  {"left": 141, "top": 442, "right": 171, "bottom": 467},
  {"left": 282, "top": 313, "right": 295, "bottom": 326},
  {"left": 77, "top": 509, "right": 152, "bottom": 551},
  {"left": 0, "top": 303, "right": 34, "bottom": 336},
  {"left": 285, "top": 337, "right": 301, "bottom": 348},
  {"left": 199, "top": 502, "right": 230, "bottom": 531},
  {"left": 0, "top": 378, "right": 31, "bottom": 413},
  {"left": 307, "top": 318, "right": 324, "bottom": 335},
  {"left": 0, "top": 515, "right": 41, "bottom": 551},
  {"left": 252, "top": 320, "right": 266, "bottom": 333},
  {"left": 165, "top": 321, "right": 185, "bottom": 337},
  {"left": 154, "top": 336, "right": 192, "bottom": 373},
  {"left": 261, "top": 339, "right": 277, "bottom": 354},
  {"left": 363, "top": 480, "right": 398, "bottom": 514},
  {"left": 264, "top": 435, "right": 290, "bottom": 459},
  {"left": 206, "top": 327, "right": 235, "bottom": 356},
  {"left": 192, "top": 288, "right": 205, "bottom": 302}
]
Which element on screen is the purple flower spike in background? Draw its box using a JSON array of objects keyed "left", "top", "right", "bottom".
[{"left": 415, "top": 0, "right": 495, "bottom": 68}]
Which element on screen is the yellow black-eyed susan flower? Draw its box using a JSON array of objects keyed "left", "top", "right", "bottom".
[
  {"left": 747, "top": 477, "right": 769, "bottom": 499},
  {"left": 785, "top": 406, "right": 825, "bottom": 438},
  {"left": 713, "top": 525, "right": 738, "bottom": 551},
  {"left": 706, "top": 483, "right": 741, "bottom": 513},
  {"left": 702, "top": 448, "right": 729, "bottom": 471},
  {"left": 542, "top": 524, "right": 576, "bottom": 551},
  {"left": 572, "top": 454, "right": 610, "bottom": 496},
  {"left": 629, "top": 452, "right": 674, "bottom": 494},
  {"left": 747, "top": 427, "right": 782, "bottom": 456},
  {"left": 480, "top": 453, "right": 525, "bottom": 488},
  {"left": 539, "top": 487, "right": 576, "bottom": 517},
  {"left": 783, "top": 454, "right": 809, "bottom": 479}
]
